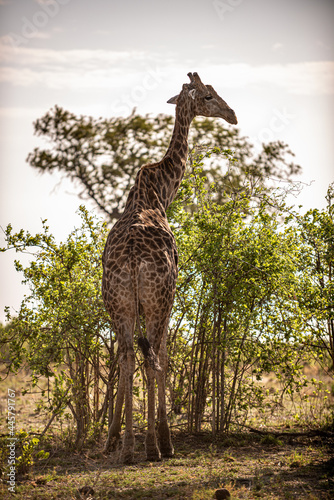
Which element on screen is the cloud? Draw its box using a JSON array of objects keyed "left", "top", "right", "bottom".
[
  {"left": 263, "top": 61, "right": 334, "bottom": 95},
  {"left": 0, "top": 43, "right": 333, "bottom": 96},
  {"left": 25, "top": 31, "right": 51, "bottom": 40},
  {"left": 0, "top": 66, "right": 138, "bottom": 90},
  {"left": 203, "top": 61, "right": 334, "bottom": 96},
  {"left": 0, "top": 44, "right": 162, "bottom": 91},
  {"left": 0, "top": 43, "right": 147, "bottom": 66}
]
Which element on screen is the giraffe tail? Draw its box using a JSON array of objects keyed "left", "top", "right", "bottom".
[
  {"left": 138, "top": 337, "right": 161, "bottom": 372},
  {"left": 130, "top": 255, "right": 161, "bottom": 372}
]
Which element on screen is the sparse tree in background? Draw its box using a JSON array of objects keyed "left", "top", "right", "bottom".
[{"left": 27, "top": 106, "right": 301, "bottom": 221}]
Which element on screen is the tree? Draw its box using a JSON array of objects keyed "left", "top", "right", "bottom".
[
  {"left": 2, "top": 148, "right": 330, "bottom": 444},
  {"left": 166, "top": 151, "right": 317, "bottom": 433},
  {"left": 27, "top": 106, "right": 301, "bottom": 221},
  {"left": 295, "top": 184, "right": 334, "bottom": 372},
  {"left": 0, "top": 207, "right": 115, "bottom": 447}
]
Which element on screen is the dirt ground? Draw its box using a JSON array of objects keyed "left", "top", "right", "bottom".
[{"left": 1, "top": 430, "right": 333, "bottom": 499}]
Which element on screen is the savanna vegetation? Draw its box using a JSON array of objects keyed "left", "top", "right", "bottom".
[{"left": 0, "top": 108, "right": 333, "bottom": 499}]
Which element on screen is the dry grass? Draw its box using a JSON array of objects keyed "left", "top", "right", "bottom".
[
  {"left": 246, "top": 364, "right": 334, "bottom": 432},
  {"left": 0, "top": 363, "right": 333, "bottom": 499},
  {"left": 0, "top": 431, "right": 333, "bottom": 499}
]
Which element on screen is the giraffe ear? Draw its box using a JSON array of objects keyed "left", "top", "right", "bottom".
[
  {"left": 188, "top": 89, "right": 196, "bottom": 100},
  {"left": 167, "top": 94, "right": 179, "bottom": 105}
]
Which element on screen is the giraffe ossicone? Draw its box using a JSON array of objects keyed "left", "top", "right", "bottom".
[{"left": 102, "top": 71, "right": 237, "bottom": 463}]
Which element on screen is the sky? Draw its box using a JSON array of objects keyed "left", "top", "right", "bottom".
[{"left": 0, "top": 0, "right": 333, "bottom": 323}]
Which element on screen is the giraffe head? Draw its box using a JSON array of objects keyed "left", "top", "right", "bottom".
[{"left": 167, "top": 72, "right": 237, "bottom": 125}]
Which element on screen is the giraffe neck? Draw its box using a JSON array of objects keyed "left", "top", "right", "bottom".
[
  {"left": 164, "top": 93, "right": 194, "bottom": 172},
  {"left": 128, "top": 93, "right": 194, "bottom": 214}
]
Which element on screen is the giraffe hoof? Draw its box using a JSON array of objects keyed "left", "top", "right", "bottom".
[
  {"left": 104, "top": 435, "right": 120, "bottom": 454},
  {"left": 161, "top": 449, "right": 174, "bottom": 458},
  {"left": 158, "top": 433, "right": 174, "bottom": 457},
  {"left": 120, "top": 452, "right": 135, "bottom": 464},
  {"left": 145, "top": 444, "right": 162, "bottom": 462},
  {"left": 146, "top": 452, "right": 162, "bottom": 462}
]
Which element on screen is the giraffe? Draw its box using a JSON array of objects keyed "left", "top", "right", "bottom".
[{"left": 102, "top": 72, "right": 237, "bottom": 463}]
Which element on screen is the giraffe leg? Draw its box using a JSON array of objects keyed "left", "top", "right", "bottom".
[
  {"left": 103, "top": 305, "right": 136, "bottom": 463},
  {"left": 120, "top": 347, "right": 135, "bottom": 464},
  {"left": 156, "top": 336, "right": 174, "bottom": 457},
  {"left": 104, "top": 358, "right": 125, "bottom": 453},
  {"left": 144, "top": 362, "right": 161, "bottom": 461},
  {"left": 142, "top": 310, "right": 173, "bottom": 460}
]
